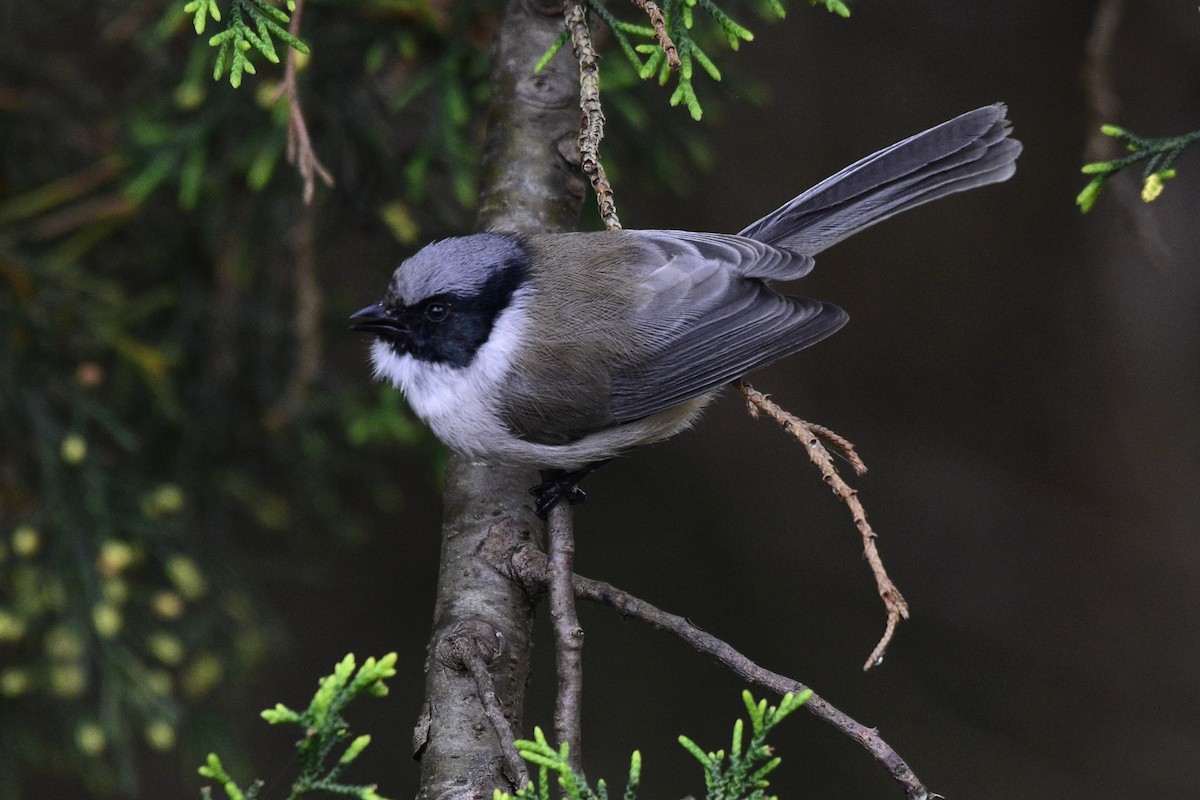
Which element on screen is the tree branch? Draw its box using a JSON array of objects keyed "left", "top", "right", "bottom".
[
  {"left": 415, "top": 0, "right": 583, "bottom": 796},
  {"left": 547, "top": 503, "right": 584, "bottom": 772},
  {"left": 477, "top": 525, "right": 935, "bottom": 800}
]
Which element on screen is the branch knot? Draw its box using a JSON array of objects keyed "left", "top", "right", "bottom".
[{"left": 434, "top": 620, "right": 504, "bottom": 671}]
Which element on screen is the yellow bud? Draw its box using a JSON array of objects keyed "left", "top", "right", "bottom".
[
  {"left": 61, "top": 435, "right": 88, "bottom": 464},
  {"left": 182, "top": 653, "right": 225, "bottom": 698},
  {"left": 11, "top": 526, "right": 40, "bottom": 557},
  {"left": 92, "top": 603, "right": 123, "bottom": 638},
  {"left": 98, "top": 540, "right": 137, "bottom": 577},
  {"left": 143, "top": 484, "right": 187, "bottom": 518},
  {"left": 50, "top": 663, "right": 88, "bottom": 697},
  {"left": 174, "top": 83, "right": 206, "bottom": 110},
  {"left": 153, "top": 484, "right": 185, "bottom": 514},
  {"left": 0, "top": 610, "right": 26, "bottom": 642},
  {"left": 152, "top": 590, "right": 185, "bottom": 620},
  {"left": 148, "top": 632, "right": 185, "bottom": 666},
  {"left": 255, "top": 81, "right": 281, "bottom": 109},
  {"left": 0, "top": 668, "right": 31, "bottom": 697},
  {"left": 145, "top": 721, "right": 177, "bottom": 751},
  {"left": 1142, "top": 173, "right": 1164, "bottom": 202},
  {"left": 165, "top": 555, "right": 206, "bottom": 600},
  {"left": 76, "top": 722, "right": 107, "bottom": 756}
]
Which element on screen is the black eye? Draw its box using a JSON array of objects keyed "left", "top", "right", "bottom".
[{"left": 424, "top": 302, "right": 450, "bottom": 323}]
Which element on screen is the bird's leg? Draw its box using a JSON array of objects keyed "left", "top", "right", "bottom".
[{"left": 530, "top": 461, "right": 609, "bottom": 518}]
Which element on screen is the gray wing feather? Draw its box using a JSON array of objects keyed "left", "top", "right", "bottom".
[
  {"left": 606, "top": 231, "right": 845, "bottom": 423},
  {"left": 738, "top": 104, "right": 1021, "bottom": 253}
]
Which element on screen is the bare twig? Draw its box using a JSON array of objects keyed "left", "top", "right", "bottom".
[
  {"left": 271, "top": 0, "right": 334, "bottom": 204},
  {"left": 800, "top": 419, "right": 867, "bottom": 476},
  {"left": 263, "top": 200, "right": 322, "bottom": 431},
  {"left": 547, "top": 502, "right": 584, "bottom": 772},
  {"left": 478, "top": 530, "right": 934, "bottom": 800},
  {"left": 734, "top": 379, "right": 908, "bottom": 671},
  {"left": 566, "top": 4, "right": 621, "bottom": 230},
  {"left": 435, "top": 620, "right": 530, "bottom": 788},
  {"left": 630, "top": 0, "right": 680, "bottom": 70}
]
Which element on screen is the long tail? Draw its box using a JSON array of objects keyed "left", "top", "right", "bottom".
[{"left": 738, "top": 104, "right": 1021, "bottom": 255}]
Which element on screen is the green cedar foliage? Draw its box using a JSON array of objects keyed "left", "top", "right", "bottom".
[
  {"left": 199, "top": 653, "right": 399, "bottom": 800},
  {"left": 538, "top": 0, "right": 849, "bottom": 120},
  {"left": 1077, "top": 124, "right": 1200, "bottom": 212},
  {"left": 494, "top": 690, "right": 811, "bottom": 800}
]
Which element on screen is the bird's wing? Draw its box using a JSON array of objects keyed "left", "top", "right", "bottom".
[{"left": 607, "top": 230, "right": 846, "bottom": 423}]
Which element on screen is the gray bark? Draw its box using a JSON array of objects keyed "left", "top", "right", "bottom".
[{"left": 414, "top": 1, "right": 582, "bottom": 797}]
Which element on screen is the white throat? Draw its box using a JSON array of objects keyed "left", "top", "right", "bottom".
[{"left": 367, "top": 292, "right": 530, "bottom": 457}]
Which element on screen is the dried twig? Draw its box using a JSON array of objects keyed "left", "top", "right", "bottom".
[
  {"left": 262, "top": 200, "right": 322, "bottom": 431},
  {"left": 566, "top": 4, "right": 621, "bottom": 230},
  {"left": 801, "top": 419, "right": 868, "bottom": 476},
  {"left": 630, "top": 0, "right": 680, "bottom": 70},
  {"left": 271, "top": 0, "right": 334, "bottom": 204},
  {"left": 547, "top": 502, "right": 585, "bottom": 772},
  {"left": 734, "top": 379, "right": 909, "bottom": 671},
  {"left": 479, "top": 531, "right": 934, "bottom": 800}
]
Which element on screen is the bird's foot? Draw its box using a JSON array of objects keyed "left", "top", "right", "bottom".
[{"left": 530, "top": 470, "right": 590, "bottom": 519}]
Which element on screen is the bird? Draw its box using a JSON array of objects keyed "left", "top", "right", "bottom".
[{"left": 351, "top": 104, "right": 1021, "bottom": 516}]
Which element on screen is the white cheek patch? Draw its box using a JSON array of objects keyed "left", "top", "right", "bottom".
[
  {"left": 368, "top": 339, "right": 457, "bottom": 420},
  {"left": 362, "top": 292, "right": 532, "bottom": 458},
  {"left": 369, "top": 339, "right": 408, "bottom": 387}
]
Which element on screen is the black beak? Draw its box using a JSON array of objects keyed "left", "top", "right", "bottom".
[{"left": 349, "top": 302, "right": 407, "bottom": 337}]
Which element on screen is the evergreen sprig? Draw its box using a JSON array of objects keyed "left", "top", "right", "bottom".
[
  {"left": 199, "top": 653, "right": 399, "bottom": 800},
  {"left": 183, "top": 0, "right": 310, "bottom": 88},
  {"left": 678, "top": 690, "right": 810, "bottom": 800},
  {"left": 1077, "top": 123, "right": 1200, "bottom": 212},
  {"left": 495, "top": 727, "right": 641, "bottom": 800},
  {"left": 542, "top": 0, "right": 847, "bottom": 121},
  {"left": 493, "top": 690, "right": 808, "bottom": 800}
]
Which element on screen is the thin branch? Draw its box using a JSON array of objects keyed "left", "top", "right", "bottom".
[
  {"left": 270, "top": 0, "right": 334, "bottom": 204},
  {"left": 630, "top": 0, "right": 680, "bottom": 70},
  {"left": 461, "top": 647, "right": 532, "bottom": 788},
  {"left": 734, "top": 379, "right": 908, "bottom": 671},
  {"left": 567, "top": 3, "right": 621, "bottom": 230},
  {"left": 547, "top": 502, "right": 584, "bottom": 772},
  {"left": 262, "top": 199, "right": 322, "bottom": 431},
  {"left": 802, "top": 419, "right": 867, "bottom": 476},
  {"left": 478, "top": 531, "right": 935, "bottom": 800}
]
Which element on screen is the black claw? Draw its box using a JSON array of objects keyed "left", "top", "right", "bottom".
[{"left": 529, "top": 461, "right": 609, "bottom": 519}]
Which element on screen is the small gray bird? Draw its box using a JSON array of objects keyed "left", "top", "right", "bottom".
[{"left": 352, "top": 104, "right": 1021, "bottom": 514}]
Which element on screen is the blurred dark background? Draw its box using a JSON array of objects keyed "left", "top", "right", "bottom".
[{"left": 3, "top": 1, "right": 1199, "bottom": 799}]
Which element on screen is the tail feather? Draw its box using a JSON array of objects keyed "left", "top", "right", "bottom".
[{"left": 738, "top": 104, "right": 1021, "bottom": 254}]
